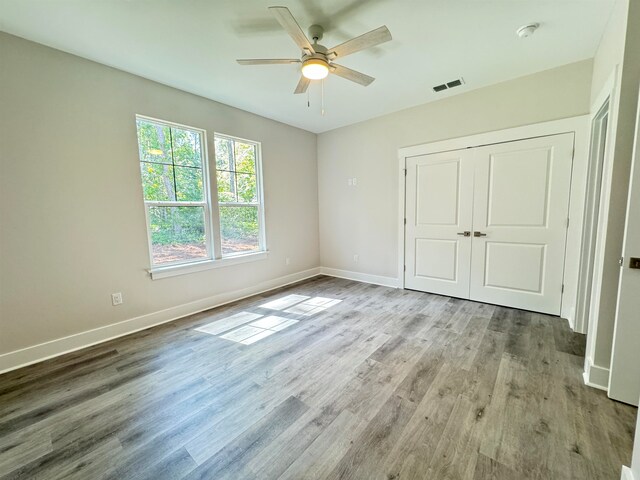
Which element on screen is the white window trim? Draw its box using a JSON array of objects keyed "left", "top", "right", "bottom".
[
  {"left": 214, "top": 132, "right": 267, "bottom": 257},
  {"left": 136, "top": 116, "right": 268, "bottom": 279},
  {"left": 137, "top": 114, "right": 215, "bottom": 270},
  {"left": 149, "top": 250, "right": 269, "bottom": 280}
]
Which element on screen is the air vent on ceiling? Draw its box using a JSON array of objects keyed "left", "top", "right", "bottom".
[{"left": 433, "top": 77, "right": 465, "bottom": 93}]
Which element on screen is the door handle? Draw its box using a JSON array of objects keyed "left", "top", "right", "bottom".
[
  {"left": 473, "top": 231, "right": 487, "bottom": 237},
  {"left": 457, "top": 231, "right": 471, "bottom": 237}
]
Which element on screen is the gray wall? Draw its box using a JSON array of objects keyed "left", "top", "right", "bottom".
[
  {"left": 0, "top": 33, "right": 319, "bottom": 356},
  {"left": 317, "top": 60, "right": 593, "bottom": 280}
]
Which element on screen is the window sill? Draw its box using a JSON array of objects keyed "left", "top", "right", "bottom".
[{"left": 149, "top": 251, "right": 269, "bottom": 280}]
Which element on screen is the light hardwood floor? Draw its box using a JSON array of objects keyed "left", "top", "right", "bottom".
[{"left": 0, "top": 276, "right": 636, "bottom": 479}]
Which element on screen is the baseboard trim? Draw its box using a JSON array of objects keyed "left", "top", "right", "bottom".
[
  {"left": 565, "top": 307, "right": 576, "bottom": 332},
  {"left": 0, "top": 267, "right": 322, "bottom": 374},
  {"left": 583, "top": 357, "right": 610, "bottom": 392},
  {"left": 320, "top": 267, "right": 400, "bottom": 288},
  {"left": 622, "top": 466, "right": 636, "bottom": 480}
]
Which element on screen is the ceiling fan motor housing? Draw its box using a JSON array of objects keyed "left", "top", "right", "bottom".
[
  {"left": 236, "top": 7, "right": 392, "bottom": 92},
  {"left": 308, "top": 24, "right": 324, "bottom": 42},
  {"left": 301, "top": 44, "right": 332, "bottom": 77}
]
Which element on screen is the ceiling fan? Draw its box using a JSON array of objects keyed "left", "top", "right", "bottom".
[{"left": 236, "top": 6, "right": 392, "bottom": 94}]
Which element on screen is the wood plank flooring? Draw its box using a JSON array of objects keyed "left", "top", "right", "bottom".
[{"left": 0, "top": 276, "right": 636, "bottom": 479}]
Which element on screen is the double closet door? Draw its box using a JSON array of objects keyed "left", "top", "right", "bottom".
[{"left": 404, "top": 133, "right": 574, "bottom": 315}]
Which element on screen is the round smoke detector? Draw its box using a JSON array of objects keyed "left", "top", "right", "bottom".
[{"left": 517, "top": 23, "right": 539, "bottom": 38}]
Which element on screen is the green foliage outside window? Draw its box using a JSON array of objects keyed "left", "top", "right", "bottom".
[
  {"left": 136, "top": 119, "right": 262, "bottom": 259},
  {"left": 214, "top": 136, "right": 260, "bottom": 254},
  {"left": 147, "top": 206, "right": 206, "bottom": 247},
  {"left": 137, "top": 120, "right": 206, "bottom": 248}
]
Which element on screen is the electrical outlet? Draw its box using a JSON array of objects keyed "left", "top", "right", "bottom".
[
  {"left": 285, "top": 257, "right": 290, "bottom": 265},
  {"left": 352, "top": 177, "right": 357, "bottom": 186},
  {"left": 111, "top": 292, "right": 123, "bottom": 306},
  {"left": 353, "top": 254, "right": 359, "bottom": 263}
]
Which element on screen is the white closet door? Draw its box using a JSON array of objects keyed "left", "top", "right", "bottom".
[
  {"left": 469, "top": 134, "right": 574, "bottom": 315},
  {"left": 405, "top": 150, "right": 474, "bottom": 297}
]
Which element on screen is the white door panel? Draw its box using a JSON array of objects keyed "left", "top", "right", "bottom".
[
  {"left": 485, "top": 147, "right": 551, "bottom": 226},
  {"left": 404, "top": 133, "right": 574, "bottom": 315},
  {"left": 416, "top": 161, "right": 461, "bottom": 225},
  {"left": 483, "top": 242, "right": 546, "bottom": 292},
  {"left": 405, "top": 150, "right": 474, "bottom": 298},
  {"left": 470, "top": 134, "right": 574, "bottom": 314},
  {"left": 415, "top": 239, "right": 458, "bottom": 281}
]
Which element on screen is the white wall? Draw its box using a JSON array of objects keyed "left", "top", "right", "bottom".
[
  {"left": 0, "top": 33, "right": 319, "bottom": 366},
  {"left": 584, "top": 0, "right": 640, "bottom": 391},
  {"left": 318, "top": 60, "right": 593, "bottom": 283},
  {"left": 590, "top": 0, "right": 628, "bottom": 104}
]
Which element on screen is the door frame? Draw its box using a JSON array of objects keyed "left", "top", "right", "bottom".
[
  {"left": 576, "top": 69, "right": 618, "bottom": 336},
  {"left": 398, "top": 115, "right": 590, "bottom": 327}
]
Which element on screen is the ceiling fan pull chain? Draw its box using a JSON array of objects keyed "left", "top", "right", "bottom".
[
  {"left": 307, "top": 87, "right": 310, "bottom": 108},
  {"left": 321, "top": 78, "right": 325, "bottom": 116}
]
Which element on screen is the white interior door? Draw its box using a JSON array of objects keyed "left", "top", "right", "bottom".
[
  {"left": 469, "top": 134, "right": 574, "bottom": 315},
  {"left": 608, "top": 91, "right": 640, "bottom": 406},
  {"left": 404, "top": 150, "right": 474, "bottom": 297}
]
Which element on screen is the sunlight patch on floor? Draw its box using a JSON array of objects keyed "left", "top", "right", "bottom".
[
  {"left": 250, "top": 316, "right": 298, "bottom": 331},
  {"left": 260, "top": 294, "right": 342, "bottom": 317},
  {"left": 194, "top": 294, "right": 341, "bottom": 345},
  {"left": 259, "top": 294, "right": 310, "bottom": 310},
  {"left": 195, "top": 311, "right": 262, "bottom": 336},
  {"left": 285, "top": 297, "right": 342, "bottom": 316},
  {"left": 220, "top": 316, "right": 298, "bottom": 344}
]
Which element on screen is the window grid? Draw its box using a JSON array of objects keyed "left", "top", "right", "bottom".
[
  {"left": 136, "top": 117, "right": 266, "bottom": 270},
  {"left": 136, "top": 116, "right": 213, "bottom": 268},
  {"left": 214, "top": 133, "right": 265, "bottom": 257}
]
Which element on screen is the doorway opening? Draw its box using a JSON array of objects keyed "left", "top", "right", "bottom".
[{"left": 575, "top": 98, "right": 610, "bottom": 334}]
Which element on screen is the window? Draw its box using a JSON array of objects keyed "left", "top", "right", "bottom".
[
  {"left": 136, "top": 117, "right": 212, "bottom": 267},
  {"left": 135, "top": 116, "right": 265, "bottom": 274},
  {"left": 214, "top": 134, "right": 264, "bottom": 257}
]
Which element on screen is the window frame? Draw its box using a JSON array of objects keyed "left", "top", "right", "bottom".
[
  {"left": 135, "top": 115, "right": 268, "bottom": 279},
  {"left": 136, "top": 115, "right": 214, "bottom": 269},
  {"left": 213, "top": 132, "right": 267, "bottom": 258}
]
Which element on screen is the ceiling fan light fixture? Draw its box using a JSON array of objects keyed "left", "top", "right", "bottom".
[
  {"left": 237, "top": 7, "right": 391, "bottom": 94},
  {"left": 302, "top": 58, "right": 329, "bottom": 80}
]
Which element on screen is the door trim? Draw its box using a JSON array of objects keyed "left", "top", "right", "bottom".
[
  {"left": 398, "top": 115, "right": 590, "bottom": 327},
  {"left": 576, "top": 68, "right": 618, "bottom": 335}
]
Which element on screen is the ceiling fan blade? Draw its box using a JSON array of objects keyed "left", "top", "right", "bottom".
[
  {"left": 331, "top": 64, "right": 375, "bottom": 86},
  {"left": 269, "top": 6, "right": 316, "bottom": 54},
  {"left": 328, "top": 26, "right": 392, "bottom": 59},
  {"left": 294, "top": 76, "right": 311, "bottom": 94},
  {"left": 237, "top": 59, "right": 300, "bottom": 65}
]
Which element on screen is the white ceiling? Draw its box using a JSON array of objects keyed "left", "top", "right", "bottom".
[{"left": 0, "top": 0, "right": 614, "bottom": 133}]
